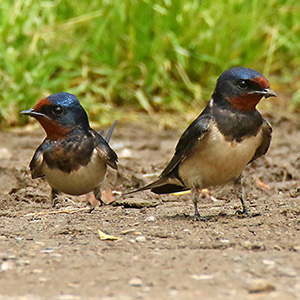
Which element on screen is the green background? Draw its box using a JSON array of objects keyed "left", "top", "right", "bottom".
[{"left": 0, "top": 0, "right": 299, "bottom": 126}]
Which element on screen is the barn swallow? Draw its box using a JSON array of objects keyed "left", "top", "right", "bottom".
[
  {"left": 126, "top": 67, "right": 276, "bottom": 220},
  {"left": 21, "top": 92, "right": 118, "bottom": 208}
]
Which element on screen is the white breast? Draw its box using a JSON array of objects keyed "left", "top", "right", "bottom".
[
  {"left": 179, "top": 125, "right": 263, "bottom": 188},
  {"left": 42, "top": 149, "right": 107, "bottom": 195}
]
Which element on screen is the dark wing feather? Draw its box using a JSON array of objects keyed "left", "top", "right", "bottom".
[
  {"left": 124, "top": 175, "right": 187, "bottom": 195},
  {"left": 124, "top": 114, "right": 212, "bottom": 195},
  {"left": 91, "top": 129, "right": 118, "bottom": 170},
  {"left": 29, "top": 144, "right": 45, "bottom": 179},
  {"left": 160, "top": 114, "right": 212, "bottom": 177},
  {"left": 248, "top": 119, "right": 272, "bottom": 164},
  {"left": 124, "top": 107, "right": 212, "bottom": 195}
]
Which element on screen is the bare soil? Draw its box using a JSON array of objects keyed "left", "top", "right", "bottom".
[{"left": 0, "top": 113, "right": 299, "bottom": 300}]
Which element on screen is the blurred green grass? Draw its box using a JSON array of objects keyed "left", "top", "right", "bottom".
[{"left": 0, "top": 0, "right": 299, "bottom": 126}]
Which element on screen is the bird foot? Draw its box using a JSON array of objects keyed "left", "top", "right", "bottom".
[
  {"left": 98, "top": 199, "right": 106, "bottom": 206},
  {"left": 88, "top": 199, "right": 106, "bottom": 213},
  {"left": 193, "top": 213, "right": 211, "bottom": 221},
  {"left": 88, "top": 207, "right": 96, "bottom": 213},
  {"left": 236, "top": 209, "right": 260, "bottom": 218},
  {"left": 51, "top": 198, "right": 58, "bottom": 208},
  {"left": 63, "top": 198, "right": 77, "bottom": 205}
]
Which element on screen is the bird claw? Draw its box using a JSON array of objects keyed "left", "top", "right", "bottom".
[
  {"left": 51, "top": 198, "right": 58, "bottom": 208},
  {"left": 88, "top": 207, "right": 96, "bottom": 213},
  {"left": 87, "top": 198, "right": 106, "bottom": 213},
  {"left": 98, "top": 199, "right": 106, "bottom": 206},
  {"left": 236, "top": 209, "right": 260, "bottom": 218},
  {"left": 193, "top": 213, "right": 211, "bottom": 221}
]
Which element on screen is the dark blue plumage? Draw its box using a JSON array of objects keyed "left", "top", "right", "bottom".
[
  {"left": 21, "top": 93, "right": 118, "bottom": 208},
  {"left": 126, "top": 67, "right": 276, "bottom": 220}
]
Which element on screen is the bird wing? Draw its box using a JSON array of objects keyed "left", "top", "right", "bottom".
[
  {"left": 160, "top": 114, "right": 212, "bottom": 177},
  {"left": 29, "top": 144, "right": 45, "bottom": 179},
  {"left": 124, "top": 113, "right": 212, "bottom": 195},
  {"left": 92, "top": 130, "right": 118, "bottom": 170},
  {"left": 248, "top": 119, "right": 272, "bottom": 164}
]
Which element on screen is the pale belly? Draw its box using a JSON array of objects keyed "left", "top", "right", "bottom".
[
  {"left": 42, "top": 150, "right": 107, "bottom": 195},
  {"left": 179, "top": 126, "right": 263, "bottom": 188}
]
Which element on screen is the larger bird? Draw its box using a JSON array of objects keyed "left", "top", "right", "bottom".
[
  {"left": 21, "top": 92, "right": 118, "bottom": 208},
  {"left": 127, "top": 67, "right": 276, "bottom": 220}
]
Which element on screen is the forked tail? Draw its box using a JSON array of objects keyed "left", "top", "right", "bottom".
[
  {"left": 124, "top": 176, "right": 187, "bottom": 195},
  {"left": 105, "top": 120, "right": 118, "bottom": 143}
]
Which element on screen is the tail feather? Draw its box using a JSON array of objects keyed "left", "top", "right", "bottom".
[
  {"left": 124, "top": 176, "right": 186, "bottom": 195},
  {"left": 105, "top": 120, "right": 118, "bottom": 143}
]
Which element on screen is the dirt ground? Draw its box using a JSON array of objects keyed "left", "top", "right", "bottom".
[{"left": 0, "top": 112, "right": 299, "bottom": 300}]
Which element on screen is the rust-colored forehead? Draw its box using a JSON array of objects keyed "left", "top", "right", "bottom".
[
  {"left": 33, "top": 98, "right": 51, "bottom": 111},
  {"left": 250, "top": 76, "right": 270, "bottom": 89}
]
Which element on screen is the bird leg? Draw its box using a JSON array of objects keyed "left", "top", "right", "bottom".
[
  {"left": 51, "top": 189, "right": 59, "bottom": 207},
  {"left": 93, "top": 186, "right": 106, "bottom": 206},
  {"left": 234, "top": 175, "right": 260, "bottom": 217},
  {"left": 191, "top": 187, "right": 210, "bottom": 221}
]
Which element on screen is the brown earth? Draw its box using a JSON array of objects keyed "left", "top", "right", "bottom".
[{"left": 0, "top": 112, "right": 299, "bottom": 299}]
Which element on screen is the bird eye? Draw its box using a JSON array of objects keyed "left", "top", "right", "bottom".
[
  {"left": 238, "top": 80, "right": 248, "bottom": 89},
  {"left": 52, "top": 105, "right": 63, "bottom": 115}
]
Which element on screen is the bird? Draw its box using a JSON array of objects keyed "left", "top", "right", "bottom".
[
  {"left": 21, "top": 92, "right": 118, "bottom": 208},
  {"left": 126, "top": 67, "right": 277, "bottom": 220}
]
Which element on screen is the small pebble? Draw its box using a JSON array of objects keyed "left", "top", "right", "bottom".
[
  {"left": 39, "top": 277, "right": 49, "bottom": 282},
  {"left": 190, "top": 274, "right": 214, "bottom": 280},
  {"left": 242, "top": 241, "right": 266, "bottom": 251},
  {"left": 0, "top": 260, "right": 14, "bottom": 272},
  {"left": 168, "top": 289, "right": 178, "bottom": 296},
  {"left": 279, "top": 267, "right": 297, "bottom": 277},
  {"left": 262, "top": 259, "right": 275, "bottom": 266},
  {"left": 40, "top": 248, "right": 55, "bottom": 253},
  {"left": 273, "top": 245, "right": 282, "bottom": 251},
  {"left": 142, "top": 286, "right": 151, "bottom": 293},
  {"left": 119, "top": 148, "right": 132, "bottom": 158},
  {"left": 56, "top": 295, "right": 81, "bottom": 300},
  {"left": 129, "top": 277, "right": 143, "bottom": 287},
  {"left": 233, "top": 256, "right": 243, "bottom": 263},
  {"left": 246, "top": 279, "right": 275, "bottom": 293},
  {"left": 220, "top": 239, "right": 230, "bottom": 244},
  {"left": 291, "top": 245, "right": 300, "bottom": 252},
  {"left": 135, "top": 236, "right": 146, "bottom": 243},
  {"left": 145, "top": 216, "right": 156, "bottom": 222},
  {"left": 0, "top": 148, "right": 12, "bottom": 159}
]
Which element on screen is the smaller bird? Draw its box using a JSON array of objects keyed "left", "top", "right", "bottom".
[
  {"left": 21, "top": 92, "right": 118, "bottom": 208},
  {"left": 126, "top": 67, "right": 276, "bottom": 220}
]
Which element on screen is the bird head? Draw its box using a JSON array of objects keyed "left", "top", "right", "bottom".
[
  {"left": 213, "top": 67, "right": 277, "bottom": 112},
  {"left": 21, "top": 92, "right": 90, "bottom": 139}
]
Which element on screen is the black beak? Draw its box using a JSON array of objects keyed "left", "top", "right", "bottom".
[
  {"left": 249, "top": 88, "right": 277, "bottom": 98},
  {"left": 20, "top": 109, "right": 44, "bottom": 118},
  {"left": 20, "top": 109, "right": 34, "bottom": 116},
  {"left": 262, "top": 88, "right": 277, "bottom": 99}
]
